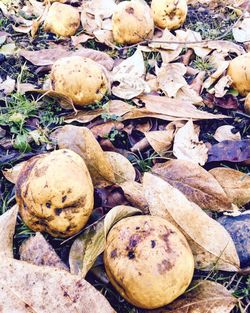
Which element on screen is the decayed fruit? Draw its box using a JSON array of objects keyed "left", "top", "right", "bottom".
[
  {"left": 244, "top": 93, "right": 250, "bottom": 114},
  {"left": 44, "top": 2, "right": 80, "bottom": 37},
  {"left": 104, "top": 215, "right": 194, "bottom": 309},
  {"left": 151, "top": 0, "right": 188, "bottom": 30},
  {"left": 227, "top": 53, "right": 250, "bottom": 96},
  {"left": 16, "top": 149, "right": 94, "bottom": 238},
  {"left": 50, "top": 56, "right": 109, "bottom": 106},
  {"left": 112, "top": 0, "right": 154, "bottom": 45}
]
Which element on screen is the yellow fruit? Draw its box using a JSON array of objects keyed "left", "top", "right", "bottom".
[
  {"left": 50, "top": 56, "right": 109, "bottom": 106},
  {"left": 151, "top": 0, "right": 188, "bottom": 30},
  {"left": 44, "top": 2, "right": 80, "bottom": 37},
  {"left": 227, "top": 53, "right": 250, "bottom": 96},
  {"left": 16, "top": 149, "right": 94, "bottom": 238},
  {"left": 244, "top": 93, "right": 250, "bottom": 114},
  {"left": 112, "top": 0, "right": 154, "bottom": 45},
  {"left": 104, "top": 215, "right": 194, "bottom": 309}
]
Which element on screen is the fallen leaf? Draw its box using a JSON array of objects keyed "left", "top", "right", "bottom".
[
  {"left": 71, "top": 34, "right": 93, "bottom": 46},
  {"left": 233, "top": 17, "right": 250, "bottom": 43},
  {"left": 2, "top": 161, "right": 26, "bottom": 184},
  {"left": 173, "top": 120, "right": 208, "bottom": 165},
  {"left": 19, "top": 47, "right": 114, "bottom": 70},
  {"left": 90, "top": 121, "right": 124, "bottom": 138},
  {"left": 208, "top": 140, "right": 250, "bottom": 163},
  {"left": 144, "top": 130, "right": 174, "bottom": 156},
  {"left": 20, "top": 232, "right": 68, "bottom": 271},
  {"left": 0, "top": 258, "right": 116, "bottom": 313},
  {"left": 0, "top": 205, "right": 18, "bottom": 258},
  {"left": 152, "top": 160, "right": 233, "bottom": 212},
  {"left": 120, "top": 181, "right": 149, "bottom": 213},
  {"left": 138, "top": 95, "right": 228, "bottom": 120},
  {"left": 50, "top": 125, "right": 116, "bottom": 187},
  {"left": 143, "top": 173, "right": 240, "bottom": 271},
  {"left": 213, "top": 125, "right": 241, "bottom": 142},
  {"left": 213, "top": 75, "right": 233, "bottom": 98},
  {"left": 147, "top": 280, "right": 237, "bottom": 313},
  {"left": 111, "top": 49, "right": 150, "bottom": 99},
  {"left": 0, "top": 76, "right": 15, "bottom": 94},
  {"left": 218, "top": 211, "right": 250, "bottom": 268},
  {"left": 0, "top": 42, "right": 17, "bottom": 55},
  {"left": 104, "top": 151, "right": 136, "bottom": 184},
  {"left": 209, "top": 167, "right": 250, "bottom": 206},
  {"left": 69, "top": 206, "right": 141, "bottom": 276}
]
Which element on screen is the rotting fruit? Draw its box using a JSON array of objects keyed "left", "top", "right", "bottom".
[
  {"left": 112, "top": 0, "right": 154, "bottom": 45},
  {"left": 227, "top": 53, "right": 250, "bottom": 96},
  {"left": 16, "top": 149, "right": 94, "bottom": 238},
  {"left": 50, "top": 56, "right": 109, "bottom": 107},
  {"left": 151, "top": 0, "right": 188, "bottom": 30},
  {"left": 44, "top": 2, "right": 80, "bottom": 37},
  {"left": 104, "top": 215, "right": 194, "bottom": 309}
]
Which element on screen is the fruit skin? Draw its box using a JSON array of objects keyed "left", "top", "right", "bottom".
[
  {"left": 104, "top": 215, "right": 194, "bottom": 309},
  {"left": 50, "top": 56, "right": 108, "bottom": 106},
  {"left": 227, "top": 53, "right": 250, "bottom": 96},
  {"left": 151, "top": 0, "right": 188, "bottom": 30},
  {"left": 112, "top": 0, "right": 154, "bottom": 45},
  {"left": 44, "top": 2, "right": 80, "bottom": 37},
  {"left": 16, "top": 149, "right": 94, "bottom": 238},
  {"left": 244, "top": 93, "right": 250, "bottom": 114}
]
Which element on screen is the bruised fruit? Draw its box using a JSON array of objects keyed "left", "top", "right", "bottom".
[
  {"left": 227, "top": 53, "right": 250, "bottom": 96},
  {"left": 50, "top": 56, "right": 109, "bottom": 106},
  {"left": 112, "top": 0, "right": 154, "bottom": 45},
  {"left": 151, "top": 0, "right": 188, "bottom": 30},
  {"left": 16, "top": 149, "right": 94, "bottom": 238},
  {"left": 44, "top": 2, "right": 80, "bottom": 37},
  {"left": 104, "top": 215, "right": 194, "bottom": 309}
]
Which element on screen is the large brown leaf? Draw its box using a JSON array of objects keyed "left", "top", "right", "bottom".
[
  {"left": 143, "top": 173, "right": 240, "bottom": 271},
  {"left": 50, "top": 125, "right": 116, "bottom": 187},
  {"left": 0, "top": 258, "right": 115, "bottom": 313},
  {"left": 146, "top": 280, "right": 237, "bottom": 313},
  {"left": 152, "top": 160, "right": 233, "bottom": 212},
  {"left": 209, "top": 167, "right": 250, "bottom": 206}
]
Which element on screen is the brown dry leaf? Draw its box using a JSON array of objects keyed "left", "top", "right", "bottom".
[
  {"left": 156, "top": 63, "right": 187, "bottom": 98},
  {"left": 206, "top": 40, "right": 245, "bottom": 56},
  {"left": 0, "top": 258, "right": 115, "bottom": 313},
  {"left": 152, "top": 160, "right": 233, "bottom": 212},
  {"left": 51, "top": 125, "right": 116, "bottom": 187},
  {"left": 20, "top": 232, "right": 68, "bottom": 271},
  {"left": 213, "top": 75, "right": 233, "bottom": 98},
  {"left": 143, "top": 173, "right": 240, "bottom": 271},
  {"left": 209, "top": 167, "right": 250, "bottom": 206},
  {"left": 175, "top": 85, "right": 203, "bottom": 105},
  {"left": 147, "top": 280, "right": 237, "bottom": 313},
  {"left": 71, "top": 33, "right": 93, "bottom": 46},
  {"left": 90, "top": 121, "right": 124, "bottom": 138},
  {"left": 120, "top": 181, "right": 149, "bottom": 213},
  {"left": 213, "top": 125, "right": 241, "bottom": 142},
  {"left": 111, "top": 49, "right": 150, "bottom": 99},
  {"left": 144, "top": 130, "right": 174, "bottom": 156},
  {"left": 19, "top": 47, "right": 114, "bottom": 70},
  {"left": 0, "top": 205, "right": 18, "bottom": 258},
  {"left": 138, "top": 95, "right": 227, "bottom": 120},
  {"left": 173, "top": 120, "right": 208, "bottom": 165},
  {"left": 2, "top": 161, "right": 26, "bottom": 184},
  {"left": 104, "top": 151, "right": 136, "bottom": 184}
]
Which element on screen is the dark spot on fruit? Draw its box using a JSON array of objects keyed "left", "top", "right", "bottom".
[
  {"left": 62, "top": 195, "right": 67, "bottom": 203},
  {"left": 136, "top": 226, "right": 140, "bottom": 230},
  {"left": 46, "top": 202, "right": 51, "bottom": 208},
  {"left": 138, "top": 272, "right": 142, "bottom": 276},
  {"left": 111, "top": 249, "right": 117, "bottom": 259},
  {"left": 126, "top": 7, "right": 134, "bottom": 14},
  {"left": 55, "top": 208, "right": 62, "bottom": 215},
  {"left": 151, "top": 240, "right": 156, "bottom": 248},
  {"left": 128, "top": 251, "right": 135, "bottom": 259},
  {"left": 157, "top": 259, "right": 174, "bottom": 274},
  {"left": 128, "top": 234, "right": 141, "bottom": 249}
]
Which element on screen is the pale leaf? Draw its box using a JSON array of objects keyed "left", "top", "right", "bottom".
[
  {"left": 233, "top": 17, "right": 250, "bottom": 42},
  {"left": 144, "top": 130, "right": 174, "bottom": 156},
  {"left": 0, "top": 205, "right": 18, "bottom": 258},
  {"left": 0, "top": 258, "right": 115, "bottom": 313},
  {"left": 173, "top": 120, "right": 208, "bottom": 165},
  {"left": 143, "top": 173, "right": 240, "bottom": 271},
  {"left": 0, "top": 76, "right": 15, "bottom": 94},
  {"left": 213, "top": 125, "right": 241, "bottom": 142},
  {"left": 2, "top": 161, "right": 26, "bottom": 184},
  {"left": 152, "top": 160, "right": 233, "bottom": 212},
  {"left": 209, "top": 167, "right": 250, "bottom": 206}
]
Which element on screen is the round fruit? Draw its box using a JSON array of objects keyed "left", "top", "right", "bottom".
[
  {"left": 112, "top": 0, "right": 154, "bottom": 45},
  {"left": 16, "top": 149, "right": 94, "bottom": 238},
  {"left": 151, "top": 0, "right": 188, "bottom": 30},
  {"left": 44, "top": 2, "right": 80, "bottom": 37},
  {"left": 50, "top": 56, "right": 108, "bottom": 107},
  {"left": 227, "top": 53, "right": 250, "bottom": 96},
  {"left": 104, "top": 215, "right": 194, "bottom": 309}
]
